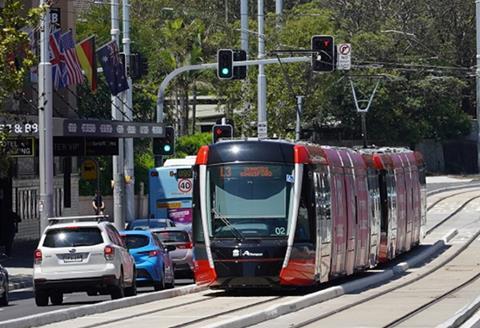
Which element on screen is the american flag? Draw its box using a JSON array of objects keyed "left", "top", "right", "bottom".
[
  {"left": 61, "top": 30, "right": 84, "bottom": 86},
  {"left": 49, "top": 30, "right": 68, "bottom": 89}
]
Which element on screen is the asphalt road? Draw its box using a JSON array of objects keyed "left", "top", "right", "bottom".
[{"left": 0, "top": 279, "right": 194, "bottom": 323}]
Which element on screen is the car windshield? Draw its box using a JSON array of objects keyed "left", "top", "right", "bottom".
[
  {"left": 207, "top": 163, "right": 294, "bottom": 239},
  {"left": 122, "top": 235, "right": 150, "bottom": 249},
  {"left": 128, "top": 220, "right": 169, "bottom": 230},
  {"left": 43, "top": 227, "right": 103, "bottom": 247},
  {"left": 155, "top": 231, "right": 190, "bottom": 243}
]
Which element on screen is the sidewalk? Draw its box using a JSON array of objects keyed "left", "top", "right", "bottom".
[{"left": 0, "top": 239, "right": 37, "bottom": 291}]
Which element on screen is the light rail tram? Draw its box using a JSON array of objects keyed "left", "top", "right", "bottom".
[{"left": 192, "top": 139, "right": 426, "bottom": 288}]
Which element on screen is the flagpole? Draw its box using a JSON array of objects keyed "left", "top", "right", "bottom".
[
  {"left": 111, "top": 0, "right": 125, "bottom": 230},
  {"left": 38, "top": 1, "right": 54, "bottom": 233},
  {"left": 122, "top": 0, "right": 135, "bottom": 224}
]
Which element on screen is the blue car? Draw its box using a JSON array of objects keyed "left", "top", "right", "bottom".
[{"left": 120, "top": 230, "right": 175, "bottom": 291}]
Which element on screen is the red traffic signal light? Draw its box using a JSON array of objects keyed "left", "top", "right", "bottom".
[
  {"left": 311, "top": 35, "right": 335, "bottom": 72},
  {"left": 212, "top": 124, "right": 233, "bottom": 143}
]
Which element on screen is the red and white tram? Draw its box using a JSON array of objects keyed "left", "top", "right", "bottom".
[{"left": 192, "top": 140, "right": 426, "bottom": 288}]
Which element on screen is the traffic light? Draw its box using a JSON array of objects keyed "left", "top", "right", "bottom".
[
  {"left": 311, "top": 35, "right": 335, "bottom": 72},
  {"left": 233, "top": 49, "right": 247, "bottom": 80},
  {"left": 212, "top": 124, "right": 233, "bottom": 143},
  {"left": 153, "top": 126, "right": 174, "bottom": 156},
  {"left": 217, "top": 49, "right": 234, "bottom": 79}
]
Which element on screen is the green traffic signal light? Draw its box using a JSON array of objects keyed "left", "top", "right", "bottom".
[
  {"left": 163, "top": 144, "right": 171, "bottom": 153},
  {"left": 217, "top": 49, "right": 233, "bottom": 79}
]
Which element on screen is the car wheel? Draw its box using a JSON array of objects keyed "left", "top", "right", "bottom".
[
  {"left": 111, "top": 271, "right": 125, "bottom": 300},
  {"left": 50, "top": 292, "right": 63, "bottom": 305},
  {"left": 34, "top": 290, "right": 49, "bottom": 306},
  {"left": 0, "top": 281, "right": 8, "bottom": 306},
  {"left": 153, "top": 268, "right": 165, "bottom": 291},
  {"left": 125, "top": 270, "right": 137, "bottom": 297}
]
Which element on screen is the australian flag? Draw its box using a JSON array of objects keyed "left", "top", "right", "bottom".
[{"left": 97, "top": 40, "right": 129, "bottom": 95}]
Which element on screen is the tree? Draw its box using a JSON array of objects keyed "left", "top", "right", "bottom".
[{"left": 0, "top": 1, "right": 42, "bottom": 103}]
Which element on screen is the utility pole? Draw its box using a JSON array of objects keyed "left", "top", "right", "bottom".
[
  {"left": 240, "top": 0, "right": 249, "bottom": 137},
  {"left": 476, "top": 0, "right": 480, "bottom": 172},
  {"left": 275, "top": 0, "right": 283, "bottom": 28},
  {"left": 123, "top": 0, "right": 135, "bottom": 224},
  {"left": 295, "top": 96, "right": 303, "bottom": 142},
  {"left": 257, "top": 0, "right": 267, "bottom": 138},
  {"left": 240, "top": 0, "right": 249, "bottom": 53},
  {"left": 111, "top": 0, "right": 125, "bottom": 230},
  {"left": 38, "top": 1, "right": 54, "bottom": 233}
]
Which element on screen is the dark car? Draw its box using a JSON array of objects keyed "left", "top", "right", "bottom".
[
  {"left": 152, "top": 228, "right": 193, "bottom": 279},
  {"left": 126, "top": 219, "right": 175, "bottom": 231},
  {"left": 0, "top": 264, "right": 8, "bottom": 306}
]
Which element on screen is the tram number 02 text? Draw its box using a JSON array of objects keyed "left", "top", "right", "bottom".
[{"left": 275, "top": 227, "right": 286, "bottom": 235}]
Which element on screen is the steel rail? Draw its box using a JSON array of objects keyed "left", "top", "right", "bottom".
[
  {"left": 290, "top": 224, "right": 480, "bottom": 328},
  {"left": 383, "top": 271, "right": 480, "bottom": 327}
]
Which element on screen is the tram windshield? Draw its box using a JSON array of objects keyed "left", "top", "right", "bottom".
[{"left": 207, "top": 163, "right": 295, "bottom": 239}]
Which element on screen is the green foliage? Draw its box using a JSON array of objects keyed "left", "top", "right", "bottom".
[
  {"left": 0, "top": 1, "right": 42, "bottom": 102},
  {"left": 175, "top": 132, "right": 211, "bottom": 158},
  {"left": 76, "top": 0, "right": 474, "bottom": 162}
]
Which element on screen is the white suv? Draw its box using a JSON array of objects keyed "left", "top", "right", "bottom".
[{"left": 33, "top": 216, "right": 136, "bottom": 306}]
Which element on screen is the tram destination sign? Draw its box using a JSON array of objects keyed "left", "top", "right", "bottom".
[{"left": 0, "top": 116, "right": 165, "bottom": 138}]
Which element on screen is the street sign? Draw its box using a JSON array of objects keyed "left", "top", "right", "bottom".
[
  {"left": 0, "top": 116, "right": 165, "bottom": 138},
  {"left": 337, "top": 43, "right": 351, "bottom": 70},
  {"left": 50, "top": 8, "right": 61, "bottom": 27},
  {"left": 257, "top": 121, "right": 268, "bottom": 138},
  {"left": 63, "top": 119, "right": 164, "bottom": 138},
  {"left": 5, "top": 138, "right": 35, "bottom": 157},
  {"left": 81, "top": 159, "right": 97, "bottom": 181}
]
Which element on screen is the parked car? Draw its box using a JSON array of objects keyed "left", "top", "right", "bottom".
[
  {"left": 151, "top": 228, "right": 194, "bottom": 279},
  {"left": 120, "top": 230, "right": 175, "bottom": 290},
  {"left": 0, "top": 264, "right": 8, "bottom": 306},
  {"left": 33, "top": 215, "right": 136, "bottom": 306},
  {"left": 126, "top": 219, "right": 175, "bottom": 231}
]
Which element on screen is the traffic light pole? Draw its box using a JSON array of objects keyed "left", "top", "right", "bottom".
[
  {"left": 155, "top": 56, "right": 310, "bottom": 151},
  {"left": 111, "top": 0, "right": 125, "bottom": 230},
  {"left": 257, "top": 0, "right": 267, "bottom": 139},
  {"left": 38, "top": 2, "right": 54, "bottom": 233}
]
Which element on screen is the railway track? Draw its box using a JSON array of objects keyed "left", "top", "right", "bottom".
[
  {"left": 275, "top": 225, "right": 480, "bottom": 328},
  {"left": 39, "top": 187, "right": 480, "bottom": 328}
]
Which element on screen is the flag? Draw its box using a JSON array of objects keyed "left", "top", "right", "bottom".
[
  {"left": 75, "top": 35, "right": 97, "bottom": 92},
  {"left": 28, "top": 28, "right": 38, "bottom": 83},
  {"left": 61, "top": 30, "right": 84, "bottom": 86},
  {"left": 97, "top": 40, "right": 129, "bottom": 96},
  {"left": 49, "top": 30, "right": 68, "bottom": 89}
]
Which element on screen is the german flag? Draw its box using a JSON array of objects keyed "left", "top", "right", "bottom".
[{"left": 75, "top": 35, "right": 97, "bottom": 92}]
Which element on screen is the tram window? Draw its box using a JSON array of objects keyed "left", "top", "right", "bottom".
[
  {"left": 207, "top": 164, "right": 294, "bottom": 238},
  {"left": 314, "top": 169, "right": 331, "bottom": 221},
  {"left": 296, "top": 197, "right": 310, "bottom": 241}
]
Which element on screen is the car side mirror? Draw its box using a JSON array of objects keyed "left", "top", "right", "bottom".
[{"left": 166, "top": 245, "right": 176, "bottom": 252}]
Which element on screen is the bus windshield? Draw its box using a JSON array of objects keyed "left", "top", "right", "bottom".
[{"left": 207, "top": 163, "right": 294, "bottom": 238}]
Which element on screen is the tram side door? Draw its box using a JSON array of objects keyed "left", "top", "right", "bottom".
[
  {"left": 313, "top": 168, "right": 332, "bottom": 283},
  {"left": 330, "top": 168, "right": 347, "bottom": 276},
  {"left": 343, "top": 167, "right": 356, "bottom": 276},
  {"left": 353, "top": 168, "right": 369, "bottom": 270},
  {"left": 394, "top": 167, "right": 407, "bottom": 253},
  {"left": 403, "top": 164, "right": 414, "bottom": 251}
]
